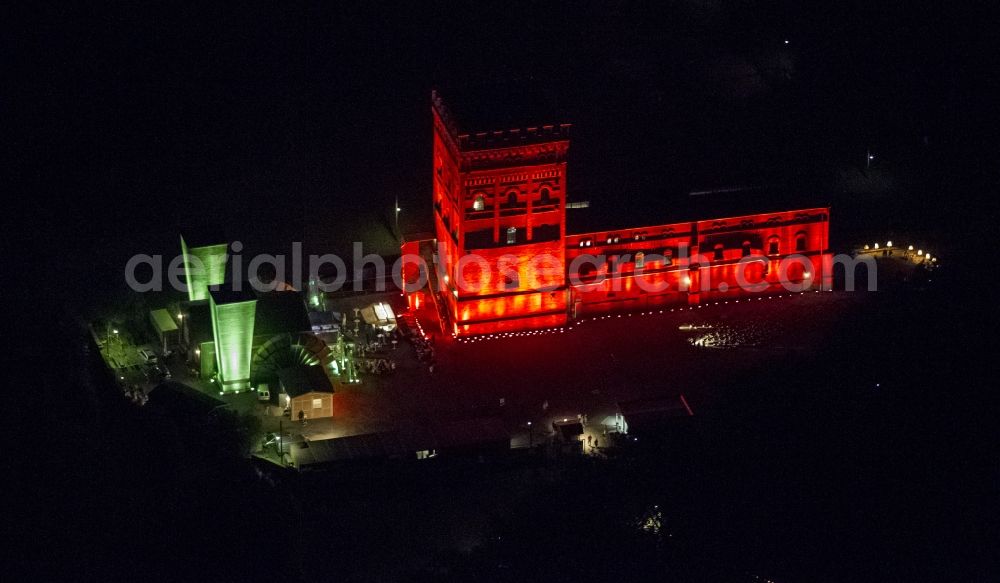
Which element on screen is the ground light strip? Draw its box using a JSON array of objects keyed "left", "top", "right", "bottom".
[{"left": 452, "top": 289, "right": 832, "bottom": 343}]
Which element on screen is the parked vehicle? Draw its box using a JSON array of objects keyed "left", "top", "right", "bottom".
[
  {"left": 139, "top": 349, "right": 157, "bottom": 364},
  {"left": 257, "top": 383, "right": 270, "bottom": 402}
]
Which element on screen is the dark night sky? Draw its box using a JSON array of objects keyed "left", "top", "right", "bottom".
[{"left": 9, "top": 0, "right": 997, "bottom": 307}]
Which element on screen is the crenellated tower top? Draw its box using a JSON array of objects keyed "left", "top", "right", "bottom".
[{"left": 431, "top": 90, "right": 570, "bottom": 171}]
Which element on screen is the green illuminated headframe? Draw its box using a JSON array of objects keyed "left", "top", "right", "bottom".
[
  {"left": 180, "top": 235, "right": 229, "bottom": 302},
  {"left": 209, "top": 289, "right": 257, "bottom": 391}
]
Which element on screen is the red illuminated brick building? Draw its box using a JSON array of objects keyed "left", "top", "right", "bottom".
[{"left": 406, "top": 92, "right": 832, "bottom": 337}]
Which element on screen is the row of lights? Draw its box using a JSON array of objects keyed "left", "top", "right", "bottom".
[
  {"left": 578, "top": 290, "right": 822, "bottom": 322},
  {"left": 576, "top": 232, "right": 651, "bottom": 247},
  {"left": 457, "top": 325, "right": 573, "bottom": 343},
  {"left": 413, "top": 315, "right": 429, "bottom": 340},
  {"left": 863, "top": 241, "right": 937, "bottom": 262},
  {"left": 454, "top": 289, "right": 827, "bottom": 343}
]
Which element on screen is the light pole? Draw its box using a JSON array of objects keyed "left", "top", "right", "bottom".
[
  {"left": 395, "top": 197, "right": 401, "bottom": 241},
  {"left": 108, "top": 327, "right": 119, "bottom": 356}
]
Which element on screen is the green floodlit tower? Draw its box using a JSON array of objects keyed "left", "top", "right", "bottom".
[
  {"left": 180, "top": 235, "right": 229, "bottom": 302},
  {"left": 209, "top": 288, "right": 257, "bottom": 392}
]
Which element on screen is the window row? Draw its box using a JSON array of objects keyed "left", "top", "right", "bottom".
[
  {"left": 572, "top": 232, "right": 809, "bottom": 260},
  {"left": 471, "top": 187, "right": 556, "bottom": 211}
]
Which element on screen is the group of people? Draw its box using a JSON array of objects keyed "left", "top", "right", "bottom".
[
  {"left": 351, "top": 327, "right": 403, "bottom": 376},
  {"left": 354, "top": 332, "right": 397, "bottom": 357},
  {"left": 411, "top": 332, "right": 436, "bottom": 373},
  {"left": 357, "top": 357, "right": 396, "bottom": 375}
]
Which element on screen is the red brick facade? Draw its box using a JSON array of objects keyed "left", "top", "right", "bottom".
[{"left": 418, "top": 92, "right": 831, "bottom": 337}]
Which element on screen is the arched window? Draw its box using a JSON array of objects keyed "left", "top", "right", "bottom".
[
  {"left": 768, "top": 237, "right": 780, "bottom": 256},
  {"left": 506, "top": 226, "right": 517, "bottom": 245},
  {"left": 742, "top": 240, "right": 752, "bottom": 257},
  {"left": 714, "top": 243, "right": 725, "bottom": 261},
  {"left": 473, "top": 195, "right": 485, "bottom": 211},
  {"left": 539, "top": 187, "right": 552, "bottom": 205},
  {"left": 506, "top": 191, "right": 518, "bottom": 207},
  {"left": 795, "top": 231, "right": 807, "bottom": 252}
]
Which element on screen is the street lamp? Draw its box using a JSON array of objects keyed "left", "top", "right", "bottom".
[
  {"left": 867, "top": 149, "right": 875, "bottom": 170},
  {"left": 395, "top": 197, "right": 402, "bottom": 240}
]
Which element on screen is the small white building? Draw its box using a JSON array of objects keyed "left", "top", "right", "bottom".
[{"left": 149, "top": 309, "right": 179, "bottom": 354}]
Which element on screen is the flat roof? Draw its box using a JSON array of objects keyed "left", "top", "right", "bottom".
[
  {"left": 567, "top": 187, "right": 830, "bottom": 234},
  {"left": 149, "top": 309, "right": 178, "bottom": 333},
  {"left": 255, "top": 291, "right": 311, "bottom": 336},
  {"left": 291, "top": 417, "right": 509, "bottom": 466},
  {"left": 209, "top": 287, "right": 257, "bottom": 305},
  {"left": 148, "top": 381, "right": 225, "bottom": 418},
  {"left": 279, "top": 364, "right": 333, "bottom": 398}
]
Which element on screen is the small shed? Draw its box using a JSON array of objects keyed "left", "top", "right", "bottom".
[
  {"left": 149, "top": 309, "right": 179, "bottom": 353},
  {"left": 279, "top": 364, "right": 335, "bottom": 420},
  {"left": 308, "top": 310, "right": 342, "bottom": 334},
  {"left": 617, "top": 395, "right": 694, "bottom": 431},
  {"left": 553, "top": 418, "right": 585, "bottom": 441}
]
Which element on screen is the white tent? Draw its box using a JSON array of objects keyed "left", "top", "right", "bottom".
[{"left": 360, "top": 302, "right": 397, "bottom": 331}]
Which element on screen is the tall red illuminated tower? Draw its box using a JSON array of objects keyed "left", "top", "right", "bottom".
[{"left": 431, "top": 91, "right": 570, "bottom": 336}]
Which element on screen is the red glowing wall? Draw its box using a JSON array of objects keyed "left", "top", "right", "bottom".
[
  {"left": 417, "top": 92, "right": 832, "bottom": 337},
  {"left": 430, "top": 92, "right": 571, "bottom": 336},
  {"left": 565, "top": 208, "right": 832, "bottom": 316}
]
